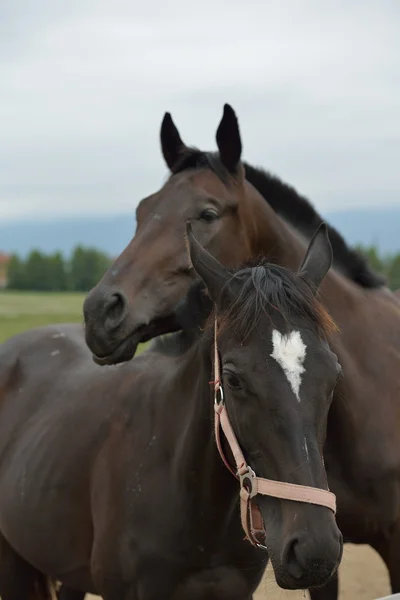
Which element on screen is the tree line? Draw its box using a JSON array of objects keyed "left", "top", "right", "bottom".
[
  {"left": 356, "top": 245, "right": 400, "bottom": 290},
  {"left": 5, "top": 244, "right": 400, "bottom": 292},
  {"left": 7, "top": 247, "right": 112, "bottom": 292}
]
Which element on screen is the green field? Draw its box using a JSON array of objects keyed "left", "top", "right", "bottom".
[
  {"left": 0, "top": 292, "right": 151, "bottom": 355},
  {"left": 0, "top": 291, "right": 86, "bottom": 343}
]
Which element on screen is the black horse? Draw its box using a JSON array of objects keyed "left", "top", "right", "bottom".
[{"left": 0, "top": 224, "right": 341, "bottom": 599}]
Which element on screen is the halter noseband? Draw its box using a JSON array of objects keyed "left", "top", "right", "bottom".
[{"left": 212, "top": 319, "right": 336, "bottom": 549}]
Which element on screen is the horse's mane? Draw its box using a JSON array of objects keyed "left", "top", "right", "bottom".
[
  {"left": 217, "top": 261, "right": 336, "bottom": 341},
  {"left": 173, "top": 149, "right": 385, "bottom": 289},
  {"left": 242, "top": 162, "right": 385, "bottom": 289}
]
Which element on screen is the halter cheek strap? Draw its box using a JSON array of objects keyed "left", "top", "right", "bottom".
[{"left": 212, "top": 320, "right": 336, "bottom": 549}]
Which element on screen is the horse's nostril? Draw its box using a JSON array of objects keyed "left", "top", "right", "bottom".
[
  {"left": 283, "top": 537, "right": 303, "bottom": 580},
  {"left": 280, "top": 526, "right": 342, "bottom": 588},
  {"left": 105, "top": 293, "right": 126, "bottom": 329}
]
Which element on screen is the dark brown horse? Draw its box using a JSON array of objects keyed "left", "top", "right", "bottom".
[
  {"left": 83, "top": 105, "right": 400, "bottom": 599},
  {"left": 0, "top": 226, "right": 341, "bottom": 599}
]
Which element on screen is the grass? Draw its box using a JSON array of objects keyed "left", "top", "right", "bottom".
[
  {"left": 0, "top": 291, "right": 149, "bottom": 354},
  {"left": 0, "top": 291, "right": 86, "bottom": 343}
]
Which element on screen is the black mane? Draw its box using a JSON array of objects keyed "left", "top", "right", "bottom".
[
  {"left": 221, "top": 262, "right": 333, "bottom": 340},
  {"left": 242, "top": 163, "right": 385, "bottom": 289},
  {"left": 173, "top": 148, "right": 385, "bottom": 289}
]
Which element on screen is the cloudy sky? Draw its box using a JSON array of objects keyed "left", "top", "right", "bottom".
[{"left": 0, "top": 0, "right": 399, "bottom": 221}]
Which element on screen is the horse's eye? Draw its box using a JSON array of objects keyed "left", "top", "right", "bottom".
[
  {"left": 224, "top": 372, "right": 242, "bottom": 391},
  {"left": 199, "top": 208, "right": 219, "bottom": 223}
]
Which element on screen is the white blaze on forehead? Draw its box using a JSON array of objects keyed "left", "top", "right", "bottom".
[{"left": 270, "top": 330, "right": 307, "bottom": 401}]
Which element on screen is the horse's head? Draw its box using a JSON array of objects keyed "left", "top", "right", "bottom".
[
  {"left": 187, "top": 223, "right": 343, "bottom": 590},
  {"left": 84, "top": 105, "right": 272, "bottom": 364}
]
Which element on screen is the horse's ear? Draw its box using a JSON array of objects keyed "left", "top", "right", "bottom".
[
  {"left": 216, "top": 104, "right": 242, "bottom": 174},
  {"left": 299, "top": 223, "right": 333, "bottom": 294},
  {"left": 160, "top": 112, "right": 187, "bottom": 172},
  {"left": 186, "top": 223, "right": 230, "bottom": 305}
]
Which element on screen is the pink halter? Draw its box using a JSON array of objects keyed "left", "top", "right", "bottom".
[{"left": 212, "top": 319, "right": 336, "bottom": 548}]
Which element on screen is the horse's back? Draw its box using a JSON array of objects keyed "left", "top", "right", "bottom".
[
  {"left": 0, "top": 322, "right": 151, "bottom": 590},
  {"left": 0, "top": 321, "right": 175, "bottom": 587},
  {"left": 0, "top": 321, "right": 154, "bottom": 466},
  {"left": 0, "top": 325, "right": 93, "bottom": 581}
]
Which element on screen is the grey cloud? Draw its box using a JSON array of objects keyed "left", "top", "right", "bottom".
[{"left": 0, "top": 0, "right": 399, "bottom": 220}]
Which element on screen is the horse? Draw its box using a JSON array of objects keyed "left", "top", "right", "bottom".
[
  {"left": 0, "top": 224, "right": 342, "bottom": 599},
  {"left": 83, "top": 104, "right": 400, "bottom": 599}
]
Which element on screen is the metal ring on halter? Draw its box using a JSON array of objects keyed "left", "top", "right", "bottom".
[
  {"left": 214, "top": 385, "right": 224, "bottom": 406},
  {"left": 256, "top": 541, "right": 269, "bottom": 551}
]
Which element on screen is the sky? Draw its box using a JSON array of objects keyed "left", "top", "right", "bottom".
[{"left": 0, "top": 0, "right": 399, "bottom": 221}]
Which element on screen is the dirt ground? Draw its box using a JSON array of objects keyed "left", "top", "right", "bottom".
[
  {"left": 86, "top": 544, "right": 391, "bottom": 599},
  {"left": 254, "top": 545, "right": 391, "bottom": 600}
]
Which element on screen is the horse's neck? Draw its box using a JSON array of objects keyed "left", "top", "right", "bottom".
[
  {"left": 244, "top": 185, "right": 362, "bottom": 315},
  {"left": 243, "top": 185, "right": 309, "bottom": 271},
  {"left": 243, "top": 183, "right": 400, "bottom": 477}
]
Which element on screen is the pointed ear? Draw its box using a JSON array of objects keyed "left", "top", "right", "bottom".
[
  {"left": 216, "top": 104, "right": 242, "bottom": 174},
  {"left": 186, "top": 223, "right": 231, "bottom": 305},
  {"left": 299, "top": 223, "right": 333, "bottom": 294},
  {"left": 160, "top": 112, "right": 187, "bottom": 172}
]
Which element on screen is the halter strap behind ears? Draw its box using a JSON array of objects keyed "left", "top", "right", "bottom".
[{"left": 212, "top": 318, "right": 336, "bottom": 548}]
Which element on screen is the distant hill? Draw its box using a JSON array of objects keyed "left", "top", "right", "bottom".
[
  {"left": 0, "top": 207, "right": 399, "bottom": 257},
  {"left": 326, "top": 207, "right": 400, "bottom": 255},
  {"left": 0, "top": 215, "right": 136, "bottom": 258}
]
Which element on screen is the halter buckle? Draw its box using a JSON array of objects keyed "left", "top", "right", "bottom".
[{"left": 239, "top": 466, "right": 257, "bottom": 498}]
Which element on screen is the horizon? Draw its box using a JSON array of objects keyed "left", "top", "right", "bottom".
[
  {"left": 1, "top": 199, "right": 400, "bottom": 226},
  {"left": 0, "top": 205, "right": 399, "bottom": 258}
]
